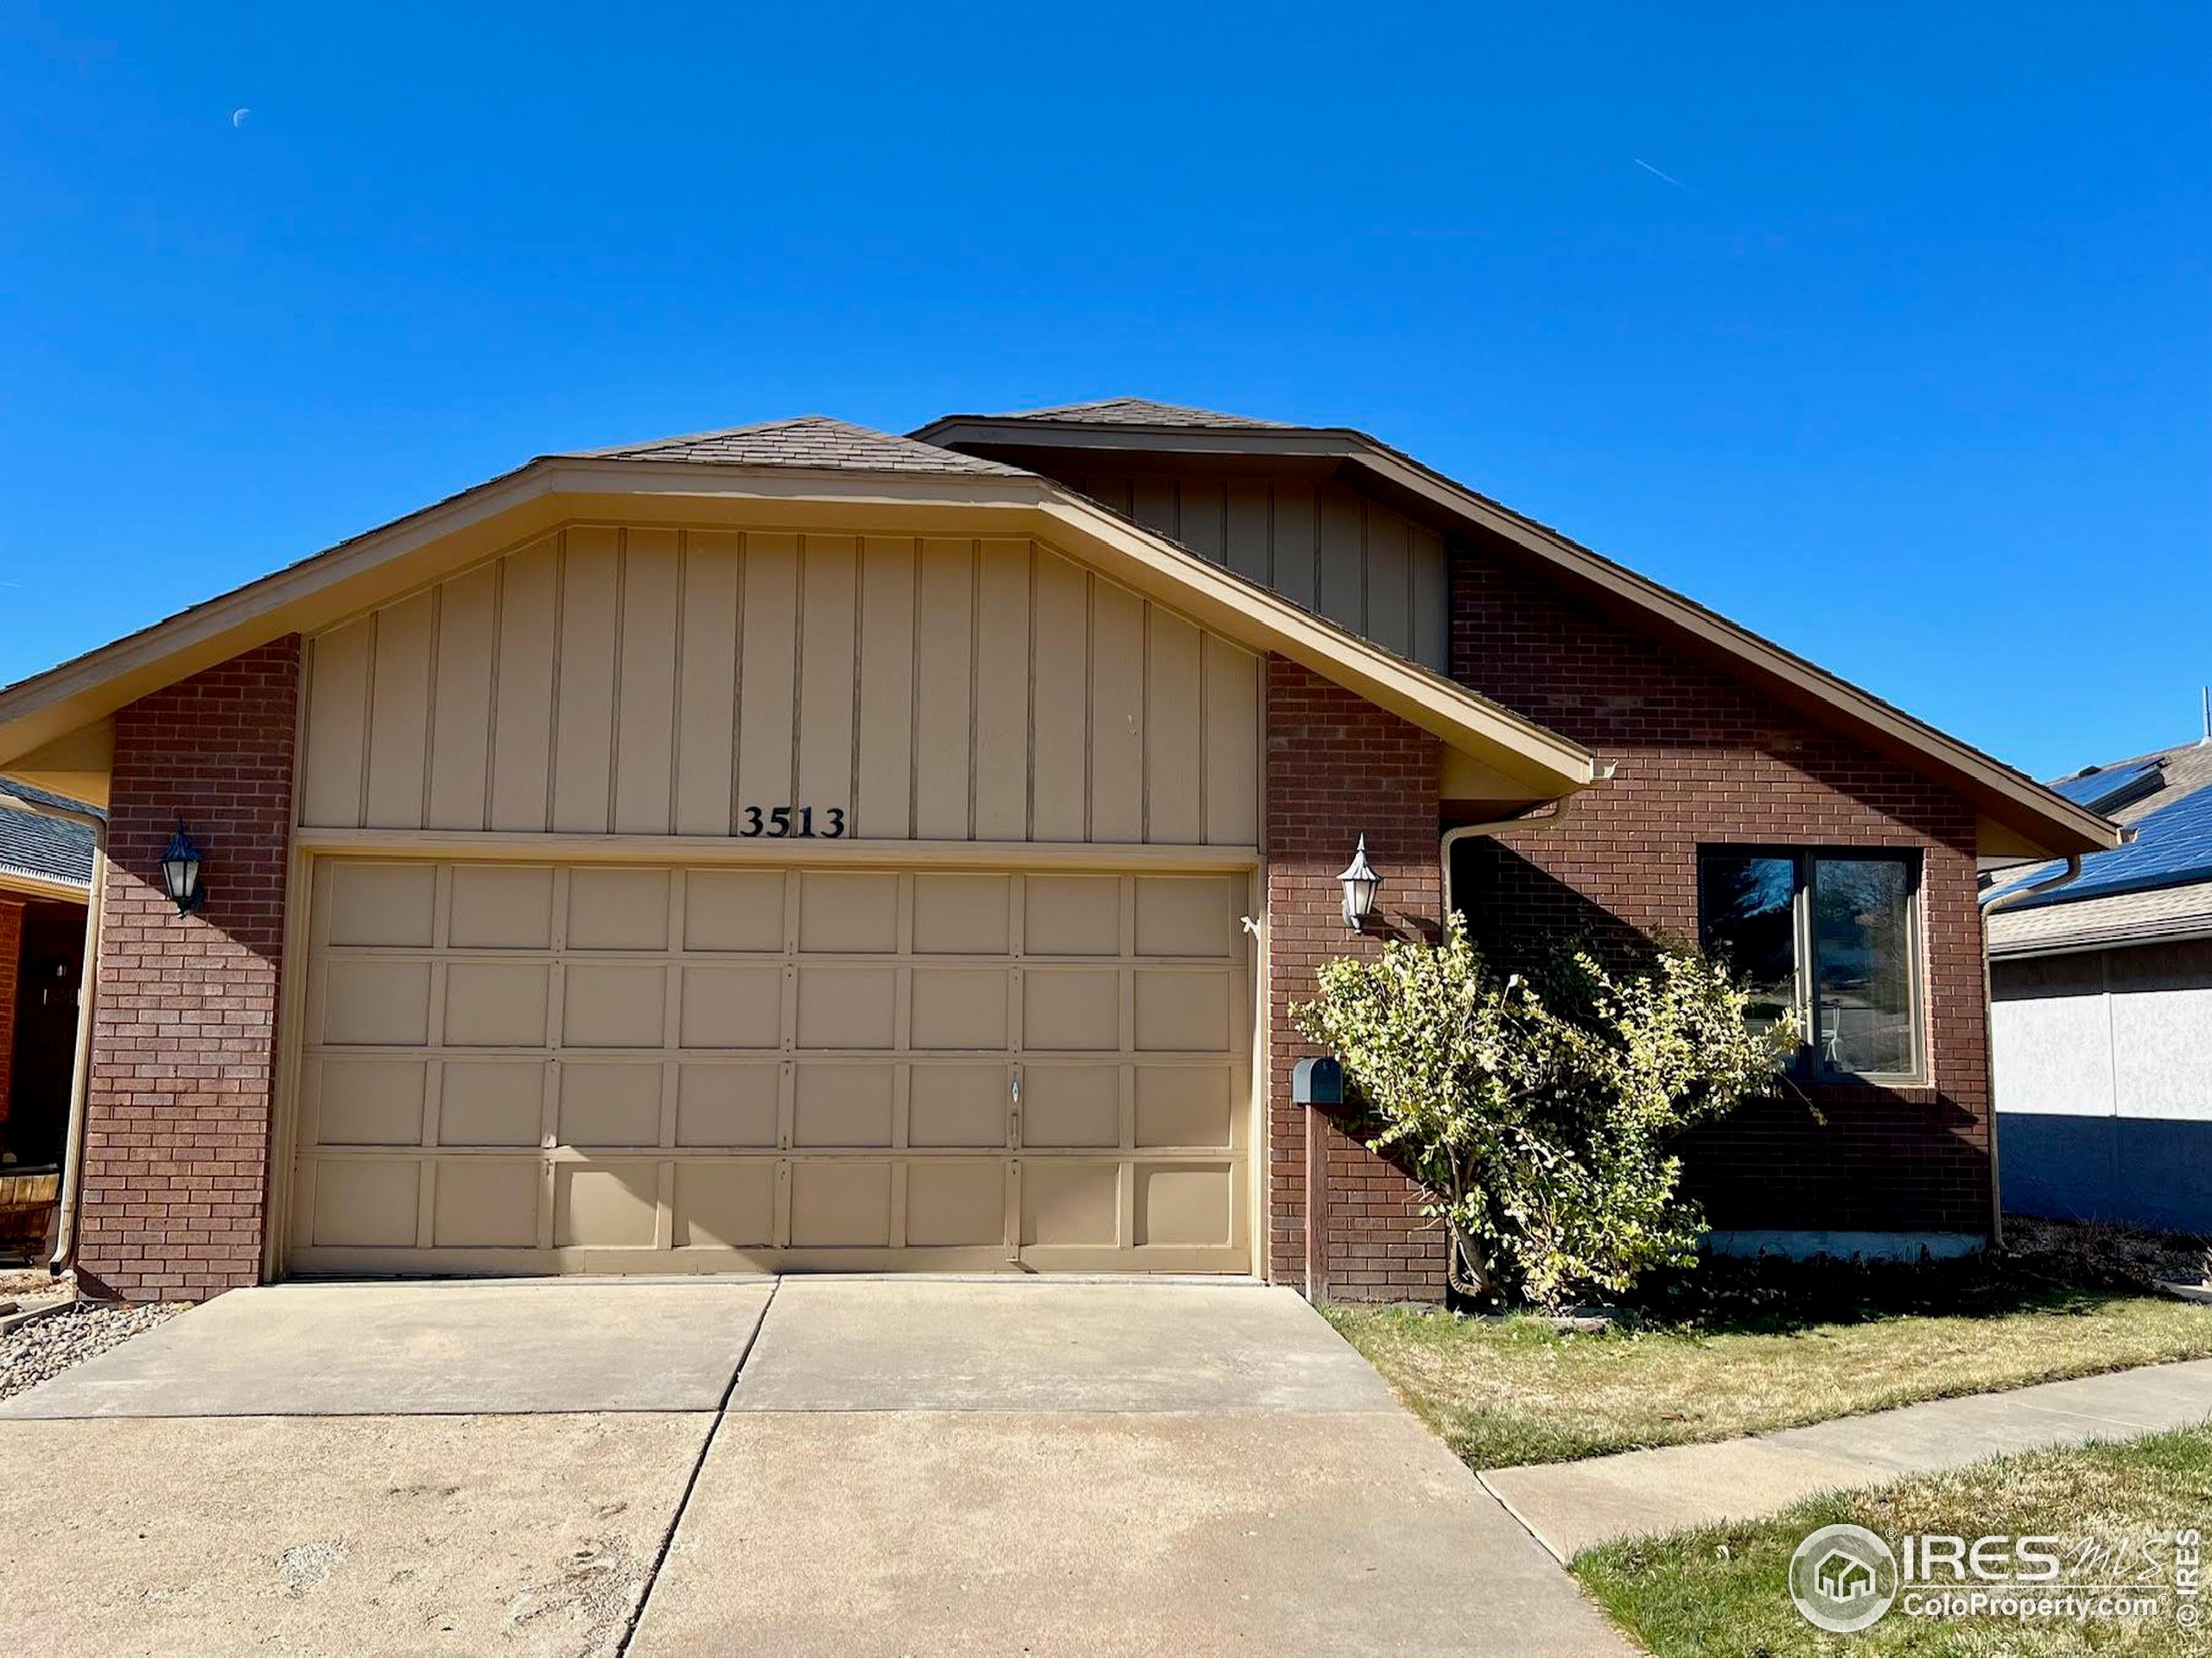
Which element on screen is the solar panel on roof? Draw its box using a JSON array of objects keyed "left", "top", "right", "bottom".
[
  {"left": 1999, "top": 782, "right": 2212, "bottom": 912},
  {"left": 2052, "top": 759, "right": 2162, "bottom": 810}
]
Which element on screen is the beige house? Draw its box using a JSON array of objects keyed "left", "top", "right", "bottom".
[{"left": 0, "top": 402, "right": 2116, "bottom": 1300}]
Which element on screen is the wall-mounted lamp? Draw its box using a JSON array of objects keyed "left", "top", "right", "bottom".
[
  {"left": 1337, "top": 836, "right": 1379, "bottom": 931},
  {"left": 158, "top": 819, "right": 205, "bottom": 916}
]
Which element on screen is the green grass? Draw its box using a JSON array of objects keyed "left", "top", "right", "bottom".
[
  {"left": 1325, "top": 1251, "right": 2212, "bottom": 1468},
  {"left": 1574, "top": 1427, "right": 2212, "bottom": 1656}
]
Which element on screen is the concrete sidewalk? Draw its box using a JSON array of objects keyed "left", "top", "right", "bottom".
[{"left": 1481, "top": 1356, "right": 2212, "bottom": 1560}]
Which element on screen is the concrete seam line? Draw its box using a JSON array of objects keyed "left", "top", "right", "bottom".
[
  {"left": 1476, "top": 1471, "right": 1571, "bottom": 1566},
  {"left": 618, "top": 1275, "right": 779, "bottom": 1656}
]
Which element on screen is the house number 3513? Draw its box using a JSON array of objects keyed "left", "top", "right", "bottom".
[{"left": 738, "top": 805, "right": 848, "bottom": 839}]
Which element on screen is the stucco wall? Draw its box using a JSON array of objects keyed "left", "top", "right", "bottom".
[{"left": 1993, "top": 937, "right": 2212, "bottom": 1230}]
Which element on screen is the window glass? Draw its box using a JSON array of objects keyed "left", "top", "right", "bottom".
[
  {"left": 1811, "top": 857, "right": 1916, "bottom": 1077},
  {"left": 1696, "top": 853, "right": 1799, "bottom": 1033}
]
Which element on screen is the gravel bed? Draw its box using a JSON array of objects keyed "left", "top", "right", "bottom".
[{"left": 0, "top": 1297, "right": 188, "bottom": 1403}]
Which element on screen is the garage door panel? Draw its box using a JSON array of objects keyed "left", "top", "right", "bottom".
[
  {"left": 1135, "top": 1162, "right": 1235, "bottom": 1247},
  {"left": 563, "top": 963, "right": 667, "bottom": 1048},
  {"left": 799, "top": 872, "right": 898, "bottom": 953},
  {"left": 447, "top": 866, "right": 556, "bottom": 950},
  {"left": 442, "top": 963, "right": 548, "bottom": 1047},
  {"left": 556, "top": 1161, "right": 658, "bottom": 1248},
  {"left": 908, "top": 1064, "right": 1007, "bottom": 1147},
  {"left": 1024, "top": 876, "right": 1120, "bottom": 956},
  {"left": 433, "top": 1159, "right": 540, "bottom": 1247},
  {"left": 324, "top": 862, "right": 437, "bottom": 949},
  {"left": 679, "top": 964, "right": 783, "bottom": 1049},
  {"left": 676, "top": 1063, "right": 779, "bottom": 1147},
  {"left": 796, "top": 965, "right": 895, "bottom": 1049},
  {"left": 906, "top": 1160, "right": 1006, "bottom": 1246},
  {"left": 1135, "top": 876, "right": 1237, "bottom": 958},
  {"left": 296, "top": 856, "right": 1251, "bottom": 1276},
  {"left": 323, "top": 960, "right": 434, "bottom": 1046},
  {"left": 794, "top": 1064, "right": 895, "bottom": 1147},
  {"left": 1022, "top": 1065, "right": 1120, "bottom": 1147},
  {"left": 439, "top": 1060, "right": 545, "bottom": 1146},
  {"left": 567, "top": 867, "right": 672, "bottom": 950},
  {"left": 558, "top": 1061, "right": 663, "bottom": 1147},
  {"left": 1134, "top": 969, "right": 1231, "bottom": 1052},
  {"left": 1023, "top": 969, "right": 1120, "bottom": 1050},
  {"left": 674, "top": 1161, "right": 775, "bottom": 1248},
  {"left": 311, "top": 1159, "right": 421, "bottom": 1248},
  {"left": 1135, "top": 1065, "right": 1233, "bottom": 1148},
  {"left": 683, "top": 870, "right": 785, "bottom": 952},
  {"left": 791, "top": 1161, "right": 892, "bottom": 1248},
  {"left": 910, "top": 967, "right": 1010, "bottom": 1050},
  {"left": 912, "top": 874, "right": 1011, "bottom": 954},
  {"left": 1022, "top": 1161, "right": 1119, "bottom": 1247},
  {"left": 310, "top": 1057, "right": 426, "bottom": 1146}
]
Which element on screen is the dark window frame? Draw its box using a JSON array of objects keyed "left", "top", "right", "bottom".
[{"left": 1696, "top": 845, "right": 1927, "bottom": 1086}]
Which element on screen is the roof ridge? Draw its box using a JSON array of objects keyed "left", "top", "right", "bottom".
[{"left": 986, "top": 397, "right": 1291, "bottom": 429}]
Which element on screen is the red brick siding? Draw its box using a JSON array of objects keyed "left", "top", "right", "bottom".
[
  {"left": 77, "top": 639, "right": 301, "bottom": 1300},
  {"left": 0, "top": 899, "right": 21, "bottom": 1135},
  {"left": 1266, "top": 658, "right": 1448, "bottom": 1302},
  {"left": 1449, "top": 543, "right": 1992, "bottom": 1237}
]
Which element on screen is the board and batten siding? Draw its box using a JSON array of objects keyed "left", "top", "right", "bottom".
[
  {"left": 297, "top": 528, "right": 1263, "bottom": 846},
  {"left": 1067, "top": 474, "right": 1450, "bottom": 673}
]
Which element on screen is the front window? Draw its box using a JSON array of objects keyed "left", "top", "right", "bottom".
[{"left": 1697, "top": 848, "right": 1923, "bottom": 1081}]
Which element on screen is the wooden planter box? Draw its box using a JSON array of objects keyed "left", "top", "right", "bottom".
[{"left": 0, "top": 1168, "right": 60, "bottom": 1260}]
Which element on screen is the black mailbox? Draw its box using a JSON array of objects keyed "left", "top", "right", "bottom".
[{"left": 1291, "top": 1056, "right": 1345, "bottom": 1107}]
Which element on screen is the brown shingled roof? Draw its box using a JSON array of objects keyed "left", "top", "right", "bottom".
[
  {"left": 989, "top": 397, "right": 1288, "bottom": 429},
  {"left": 570, "top": 415, "right": 1028, "bottom": 476}
]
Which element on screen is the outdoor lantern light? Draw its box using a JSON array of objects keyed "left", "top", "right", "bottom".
[
  {"left": 158, "top": 818, "right": 204, "bottom": 916},
  {"left": 1337, "top": 836, "right": 1379, "bottom": 931}
]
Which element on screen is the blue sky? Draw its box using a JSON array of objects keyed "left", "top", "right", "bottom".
[{"left": 3, "top": 3, "right": 2204, "bottom": 780}]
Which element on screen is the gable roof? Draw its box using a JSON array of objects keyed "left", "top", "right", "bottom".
[
  {"left": 0, "top": 416, "right": 1601, "bottom": 809},
  {"left": 571, "top": 415, "right": 1027, "bottom": 475},
  {"left": 0, "top": 777, "right": 98, "bottom": 901},
  {"left": 912, "top": 406, "right": 2124, "bottom": 861},
  {"left": 991, "top": 398, "right": 1289, "bottom": 430}
]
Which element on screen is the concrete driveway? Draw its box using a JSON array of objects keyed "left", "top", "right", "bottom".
[{"left": 0, "top": 1279, "right": 1624, "bottom": 1657}]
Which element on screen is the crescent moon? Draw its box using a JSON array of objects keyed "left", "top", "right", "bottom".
[{"left": 231, "top": 108, "right": 250, "bottom": 128}]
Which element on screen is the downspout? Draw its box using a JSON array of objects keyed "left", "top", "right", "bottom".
[
  {"left": 1977, "top": 851, "right": 2089, "bottom": 1252},
  {"left": 0, "top": 789, "right": 108, "bottom": 1281},
  {"left": 1439, "top": 766, "right": 1614, "bottom": 919}
]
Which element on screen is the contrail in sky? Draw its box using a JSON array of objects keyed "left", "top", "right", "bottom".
[{"left": 1633, "top": 157, "right": 1691, "bottom": 191}]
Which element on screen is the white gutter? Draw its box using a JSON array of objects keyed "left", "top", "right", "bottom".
[
  {"left": 0, "top": 787, "right": 106, "bottom": 1281},
  {"left": 1980, "top": 854, "right": 2085, "bottom": 916},
  {"left": 1440, "top": 782, "right": 1605, "bottom": 917}
]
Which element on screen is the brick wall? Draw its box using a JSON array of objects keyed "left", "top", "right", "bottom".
[
  {"left": 1449, "top": 543, "right": 1992, "bottom": 1237},
  {"left": 1265, "top": 657, "right": 1449, "bottom": 1302},
  {"left": 0, "top": 899, "right": 20, "bottom": 1136},
  {"left": 77, "top": 639, "right": 301, "bottom": 1300}
]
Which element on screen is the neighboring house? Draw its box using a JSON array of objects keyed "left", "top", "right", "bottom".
[
  {"left": 0, "top": 779, "right": 95, "bottom": 1173},
  {"left": 1986, "top": 741, "right": 2212, "bottom": 1233},
  {"left": 0, "top": 399, "right": 2117, "bottom": 1302}
]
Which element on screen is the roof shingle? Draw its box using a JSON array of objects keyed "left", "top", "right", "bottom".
[
  {"left": 0, "top": 778, "right": 98, "bottom": 890},
  {"left": 985, "top": 397, "right": 1289, "bottom": 430},
  {"left": 570, "top": 416, "right": 1028, "bottom": 477}
]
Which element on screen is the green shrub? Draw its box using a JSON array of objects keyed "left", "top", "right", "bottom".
[{"left": 1293, "top": 918, "right": 1796, "bottom": 1307}]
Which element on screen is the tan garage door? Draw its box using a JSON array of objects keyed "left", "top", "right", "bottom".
[{"left": 286, "top": 859, "right": 1253, "bottom": 1275}]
